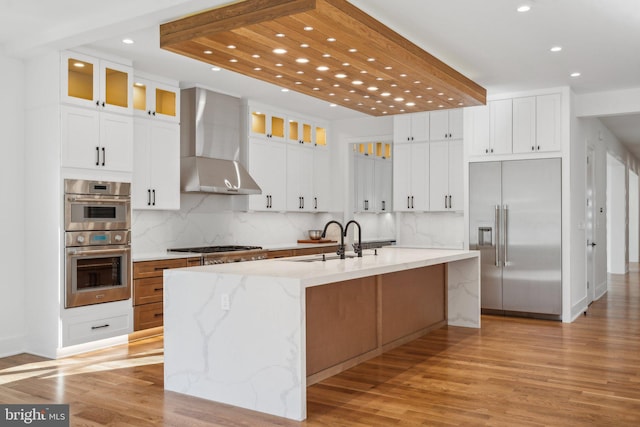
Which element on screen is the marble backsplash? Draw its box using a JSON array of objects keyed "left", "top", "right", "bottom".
[
  {"left": 395, "top": 211, "right": 465, "bottom": 249},
  {"left": 132, "top": 193, "right": 342, "bottom": 255}
]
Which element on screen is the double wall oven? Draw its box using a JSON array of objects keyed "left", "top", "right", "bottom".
[{"left": 64, "top": 179, "right": 131, "bottom": 308}]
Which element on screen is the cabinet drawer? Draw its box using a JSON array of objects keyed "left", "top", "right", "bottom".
[
  {"left": 186, "top": 256, "right": 201, "bottom": 267},
  {"left": 133, "top": 258, "right": 187, "bottom": 279},
  {"left": 66, "top": 312, "right": 131, "bottom": 347},
  {"left": 133, "top": 277, "right": 164, "bottom": 305},
  {"left": 134, "top": 302, "right": 164, "bottom": 331},
  {"left": 294, "top": 245, "right": 339, "bottom": 256},
  {"left": 267, "top": 249, "right": 294, "bottom": 259}
]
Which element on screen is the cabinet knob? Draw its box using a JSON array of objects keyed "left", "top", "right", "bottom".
[
  {"left": 537, "top": 145, "right": 540, "bottom": 151},
  {"left": 485, "top": 148, "right": 489, "bottom": 154},
  {"left": 531, "top": 146, "right": 535, "bottom": 151},
  {"left": 101, "top": 101, "right": 105, "bottom": 108},
  {"left": 490, "top": 148, "right": 494, "bottom": 153},
  {"left": 95, "top": 100, "right": 100, "bottom": 107}
]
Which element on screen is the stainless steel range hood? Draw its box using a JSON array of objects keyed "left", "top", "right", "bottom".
[{"left": 180, "top": 87, "right": 261, "bottom": 195}]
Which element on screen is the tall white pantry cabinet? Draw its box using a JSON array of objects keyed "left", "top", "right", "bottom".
[{"left": 24, "top": 49, "right": 138, "bottom": 359}]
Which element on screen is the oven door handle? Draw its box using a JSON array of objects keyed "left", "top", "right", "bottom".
[
  {"left": 66, "top": 196, "right": 129, "bottom": 204},
  {"left": 67, "top": 246, "right": 130, "bottom": 256}
]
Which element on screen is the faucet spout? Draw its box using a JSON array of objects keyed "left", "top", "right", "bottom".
[
  {"left": 322, "top": 220, "right": 345, "bottom": 259},
  {"left": 344, "top": 220, "right": 363, "bottom": 257}
]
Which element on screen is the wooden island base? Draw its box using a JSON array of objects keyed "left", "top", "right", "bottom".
[{"left": 306, "top": 265, "right": 445, "bottom": 385}]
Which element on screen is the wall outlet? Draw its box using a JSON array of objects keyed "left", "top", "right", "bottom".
[{"left": 221, "top": 293, "right": 230, "bottom": 311}]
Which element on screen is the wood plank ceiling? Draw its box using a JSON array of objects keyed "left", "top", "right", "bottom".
[{"left": 160, "top": 0, "right": 486, "bottom": 116}]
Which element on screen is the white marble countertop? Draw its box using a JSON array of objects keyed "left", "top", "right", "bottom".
[{"left": 168, "top": 247, "right": 478, "bottom": 288}]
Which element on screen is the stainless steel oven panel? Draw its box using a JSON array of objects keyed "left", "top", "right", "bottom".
[
  {"left": 64, "top": 179, "right": 130, "bottom": 197},
  {"left": 65, "top": 194, "right": 131, "bottom": 231},
  {"left": 66, "top": 230, "right": 130, "bottom": 247},
  {"left": 65, "top": 245, "right": 131, "bottom": 308}
]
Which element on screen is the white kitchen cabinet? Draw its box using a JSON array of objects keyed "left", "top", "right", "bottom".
[
  {"left": 132, "top": 119, "right": 180, "bottom": 210},
  {"left": 354, "top": 154, "right": 375, "bottom": 212},
  {"left": 61, "top": 105, "right": 133, "bottom": 172},
  {"left": 287, "top": 116, "right": 313, "bottom": 145},
  {"left": 313, "top": 147, "right": 331, "bottom": 211},
  {"left": 132, "top": 77, "right": 179, "bottom": 123},
  {"left": 61, "top": 51, "right": 132, "bottom": 114},
  {"left": 429, "top": 108, "right": 463, "bottom": 141},
  {"left": 393, "top": 112, "right": 429, "bottom": 143},
  {"left": 429, "top": 140, "right": 463, "bottom": 211},
  {"left": 393, "top": 142, "right": 429, "bottom": 211},
  {"left": 286, "top": 144, "right": 315, "bottom": 211},
  {"left": 374, "top": 157, "right": 392, "bottom": 212},
  {"left": 248, "top": 138, "right": 287, "bottom": 211},
  {"left": 490, "top": 99, "right": 513, "bottom": 155},
  {"left": 250, "top": 107, "right": 286, "bottom": 141},
  {"left": 512, "top": 96, "right": 537, "bottom": 154},
  {"left": 536, "top": 93, "right": 562, "bottom": 152},
  {"left": 466, "top": 105, "right": 491, "bottom": 157}
]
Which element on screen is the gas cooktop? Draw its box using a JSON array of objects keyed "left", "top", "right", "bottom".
[{"left": 168, "top": 245, "right": 262, "bottom": 254}]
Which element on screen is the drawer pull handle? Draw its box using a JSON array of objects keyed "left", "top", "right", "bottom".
[
  {"left": 91, "top": 324, "right": 110, "bottom": 330},
  {"left": 154, "top": 288, "right": 163, "bottom": 292},
  {"left": 154, "top": 313, "right": 163, "bottom": 318},
  {"left": 154, "top": 267, "right": 169, "bottom": 271}
]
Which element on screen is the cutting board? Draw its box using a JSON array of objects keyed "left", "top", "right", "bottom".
[{"left": 297, "top": 239, "right": 337, "bottom": 244}]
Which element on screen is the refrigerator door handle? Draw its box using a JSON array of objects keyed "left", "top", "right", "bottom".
[
  {"left": 495, "top": 205, "right": 500, "bottom": 267},
  {"left": 503, "top": 204, "right": 509, "bottom": 267}
]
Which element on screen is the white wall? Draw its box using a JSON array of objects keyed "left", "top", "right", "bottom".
[
  {"left": 0, "top": 53, "right": 26, "bottom": 357},
  {"left": 607, "top": 153, "right": 627, "bottom": 274},
  {"left": 629, "top": 171, "right": 639, "bottom": 262}
]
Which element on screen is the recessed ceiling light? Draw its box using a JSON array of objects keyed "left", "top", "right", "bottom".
[
  {"left": 322, "top": 53, "right": 331, "bottom": 58},
  {"left": 391, "top": 84, "right": 398, "bottom": 88},
  {"left": 352, "top": 80, "right": 363, "bottom": 85},
  {"left": 394, "top": 97, "right": 404, "bottom": 102},
  {"left": 273, "top": 48, "right": 287, "bottom": 54},
  {"left": 313, "top": 87, "right": 320, "bottom": 91},
  {"left": 122, "top": 38, "right": 134, "bottom": 45},
  {"left": 367, "top": 86, "right": 378, "bottom": 91},
  {"left": 281, "top": 88, "right": 289, "bottom": 92},
  {"left": 448, "top": 97, "right": 454, "bottom": 101},
  {"left": 404, "top": 90, "right": 411, "bottom": 93},
  {"left": 438, "top": 92, "right": 444, "bottom": 96},
  {"left": 376, "top": 77, "right": 383, "bottom": 81},
  {"left": 342, "top": 62, "right": 350, "bottom": 67},
  {"left": 550, "top": 46, "right": 562, "bottom": 52},
  {"left": 417, "top": 95, "right": 423, "bottom": 99},
  {"left": 253, "top": 67, "right": 262, "bottom": 71},
  {"left": 317, "top": 65, "right": 329, "bottom": 71},
  {"left": 367, "top": 58, "right": 375, "bottom": 62},
  {"left": 364, "top": 95, "right": 370, "bottom": 98},
  {"left": 134, "top": 82, "right": 144, "bottom": 87},
  {"left": 406, "top": 102, "right": 416, "bottom": 107},
  {"left": 300, "top": 43, "right": 309, "bottom": 48},
  {"left": 400, "top": 73, "right": 407, "bottom": 77},
  {"left": 329, "top": 93, "right": 335, "bottom": 96},
  {"left": 229, "top": 59, "right": 238, "bottom": 63},
  {"left": 360, "top": 70, "right": 368, "bottom": 74},
  {"left": 327, "top": 37, "right": 336, "bottom": 42},
  {"left": 227, "top": 45, "right": 236, "bottom": 49},
  {"left": 330, "top": 104, "right": 337, "bottom": 107},
  {"left": 349, "top": 48, "right": 357, "bottom": 53},
  {"left": 296, "top": 71, "right": 304, "bottom": 74},
  {"left": 357, "top": 102, "right": 363, "bottom": 106},
  {"left": 333, "top": 84, "right": 340, "bottom": 87},
  {"left": 211, "top": 67, "right": 221, "bottom": 71},
  {"left": 458, "top": 102, "right": 464, "bottom": 106},
  {"left": 438, "top": 105, "right": 444, "bottom": 108},
  {"left": 203, "top": 50, "right": 213, "bottom": 55},
  {"left": 381, "top": 92, "right": 391, "bottom": 97},
  {"left": 276, "top": 75, "right": 283, "bottom": 78},
  {"left": 385, "top": 66, "right": 392, "bottom": 70},
  {"left": 295, "top": 82, "right": 302, "bottom": 85},
  {"left": 316, "top": 77, "right": 323, "bottom": 81},
  {"left": 276, "top": 63, "right": 283, "bottom": 67},
  {"left": 517, "top": 5, "right": 531, "bottom": 12},
  {"left": 276, "top": 33, "right": 285, "bottom": 38},
  {"left": 304, "top": 26, "right": 313, "bottom": 31},
  {"left": 427, "top": 100, "right": 433, "bottom": 103},
  {"left": 426, "top": 87, "right": 433, "bottom": 90},
  {"left": 335, "top": 73, "right": 347, "bottom": 78},
  {"left": 570, "top": 72, "right": 581, "bottom": 77},
  {"left": 383, "top": 111, "right": 388, "bottom": 114},
  {"left": 376, "top": 100, "right": 382, "bottom": 103},
  {"left": 344, "top": 98, "right": 350, "bottom": 101},
  {"left": 252, "top": 54, "right": 260, "bottom": 58},
  {"left": 296, "top": 58, "right": 309, "bottom": 63}
]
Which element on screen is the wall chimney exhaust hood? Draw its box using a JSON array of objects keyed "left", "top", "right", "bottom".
[
  {"left": 160, "top": 0, "right": 486, "bottom": 116},
  {"left": 180, "top": 87, "right": 261, "bottom": 195}
]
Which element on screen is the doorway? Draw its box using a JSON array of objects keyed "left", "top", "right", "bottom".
[
  {"left": 628, "top": 170, "right": 639, "bottom": 263},
  {"left": 586, "top": 148, "right": 596, "bottom": 305}
]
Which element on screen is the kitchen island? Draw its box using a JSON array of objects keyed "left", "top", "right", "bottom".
[{"left": 163, "top": 247, "right": 480, "bottom": 421}]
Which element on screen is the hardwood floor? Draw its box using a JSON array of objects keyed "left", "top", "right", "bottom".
[{"left": 2, "top": 268, "right": 640, "bottom": 426}]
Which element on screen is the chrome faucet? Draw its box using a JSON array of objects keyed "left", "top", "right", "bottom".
[
  {"left": 322, "top": 220, "right": 345, "bottom": 259},
  {"left": 344, "top": 220, "right": 362, "bottom": 257}
]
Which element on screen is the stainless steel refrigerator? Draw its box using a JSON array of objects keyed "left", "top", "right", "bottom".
[{"left": 469, "top": 158, "right": 562, "bottom": 318}]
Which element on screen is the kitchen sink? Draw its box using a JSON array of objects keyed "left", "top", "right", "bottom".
[{"left": 282, "top": 253, "right": 371, "bottom": 262}]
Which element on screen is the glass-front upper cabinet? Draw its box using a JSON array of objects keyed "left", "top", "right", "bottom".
[
  {"left": 250, "top": 108, "right": 285, "bottom": 140},
  {"left": 315, "top": 125, "right": 327, "bottom": 147},
  {"left": 61, "top": 51, "right": 132, "bottom": 114},
  {"left": 288, "top": 118, "right": 313, "bottom": 144},
  {"left": 132, "top": 77, "right": 179, "bottom": 123}
]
